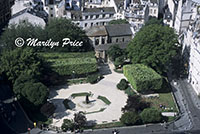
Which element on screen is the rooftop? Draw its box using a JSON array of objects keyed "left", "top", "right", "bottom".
[
  {"left": 86, "top": 26, "right": 108, "bottom": 37},
  {"left": 105, "top": 24, "right": 133, "bottom": 37}
]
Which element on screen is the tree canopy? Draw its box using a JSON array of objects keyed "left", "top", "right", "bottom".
[
  {"left": 0, "top": 22, "right": 44, "bottom": 50},
  {"left": 120, "top": 111, "right": 140, "bottom": 125},
  {"left": 107, "top": 45, "right": 126, "bottom": 61},
  {"left": 145, "top": 17, "right": 163, "bottom": 26},
  {"left": 13, "top": 74, "right": 48, "bottom": 110},
  {"left": 0, "top": 18, "right": 93, "bottom": 52},
  {"left": 140, "top": 108, "right": 163, "bottom": 123},
  {"left": 0, "top": 48, "right": 43, "bottom": 83},
  {"left": 122, "top": 95, "right": 150, "bottom": 113},
  {"left": 127, "top": 24, "right": 179, "bottom": 74}
]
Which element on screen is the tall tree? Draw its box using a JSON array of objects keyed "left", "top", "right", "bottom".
[
  {"left": 0, "top": 22, "right": 45, "bottom": 50},
  {"left": 127, "top": 24, "right": 179, "bottom": 74},
  {"left": 0, "top": 48, "right": 43, "bottom": 83},
  {"left": 46, "top": 18, "right": 92, "bottom": 52}
]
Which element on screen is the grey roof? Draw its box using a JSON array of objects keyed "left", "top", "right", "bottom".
[
  {"left": 83, "top": 7, "right": 115, "bottom": 14},
  {"left": 105, "top": 24, "right": 133, "bottom": 37},
  {"left": 94, "top": 41, "right": 129, "bottom": 51},
  {"left": 86, "top": 26, "right": 108, "bottom": 37},
  {"left": 11, "top": 8, "right": 48, "bottom": 22}
]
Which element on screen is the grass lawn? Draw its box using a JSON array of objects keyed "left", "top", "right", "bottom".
[
  {"left": 71, "top": 92, "right": 91, "bottom": 98},
  {"left": 97, "top": 96, "right": 111, "bottom": 105},
  {"left": 145, "top": 93, "right": 178, "bottom": 112}
]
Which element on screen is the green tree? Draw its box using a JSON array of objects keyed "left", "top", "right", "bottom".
[
  {"left": 117, "top": 79, "right": 129, "bottom": 90},
  {"left": 74, "top": 112, "right": 87, "bottom": 129},
  {"left": 145, "top": 17, "right": 163, "bottom": 26},
  {"left": 122, "top": 95, "right": 150, "bottom": 113},
  {"left": 13, "top": 73, "right": 37, "bottom": 95},
  {"left": 0, "top": 22, "right": 45, "bottom": 50},
  {"left": 120, "top": 112, "right": 140, "bottom": 125},
  {"left": 109, "top": 19, "right": 129, "bottom": 25},
  {"left": 107, "top": 45, "right": 126, "bottom": 61},
  {"left": 0, "top": 48, "right": 44, "bottom": 83},
  {"left": 61, "top": 119, "right": 74, "bottom": 132},
  {"left": 46, "top": 18, "right": 92, "bottom": 52},
  {"left": 140, "top": 108, "right": 162, "bottom": 123},
  {"left": 114, "top": 56, "right": 125, "bottom": 68},
  {"left": 127, "top": 24, "right": 179, "bottom": 74}
]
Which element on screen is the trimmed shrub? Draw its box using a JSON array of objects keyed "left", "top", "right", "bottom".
[
  {"left": 87, "top": 74, "right": 102, "bottom": 84},
  {"left": 120, "top": 112, "right": 140, "bottom": 125},
  {"left": 140, "top": 108, "right": 162, "bottom": 124},
  {"left": 97, "top": 96, "right": 111, "bottom": 105},
  {"left": 41, "top": 52, "right": 98, "bottom": 76},
  {"left": 117, "top": 79, "right": 129, "bottom": 90},
  {"left": 123, "top": 64, "right": 162, "bottom": 93}
]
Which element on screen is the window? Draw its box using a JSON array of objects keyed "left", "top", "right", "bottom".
[
  {"left": 154, "top": 9, "right": 156, "bottom": 14},
  {"left": 150, "top": 9, "right": 152, "bottom": 14},
  {"left": 91, "top": 23, "right": 93, "bottom": 27},
  {"left": 122, "top": 38, "right": 124, "bottom": 42},
  {"left": 50, "top": 7, "right": 53, "bottom": 10},
  {"left": 95, "top": 38, "right": 99, "bottom": 45},
  {"left": 85, "top": 16, "right": 88, "bottom": 19},
  {"left": 90, "top": 15, "right": 93, "bottom": 19},
  {"left": 96, "top": 22, "right": 98, "bottom": 26},
  {"left": 102, "top": 22, "right": 105, "bottom": 25},
  {"left": 96, "top": 15, "right": 99, "bottom": 19},
  {"left": 85, "top": 23, "right": 88, "bottom": 27},
  {"left": 103, "top": 14, "right": 106, "bottom": 18},
  {"left": 51, "top": 14, "right": 53, "bottom": 17},
  {"left": 102, "top": 38, "right": 105, "bottom": 44},
  {"left": 116, "top": 38, "right": 118, "bottom": 42},
  {"left": 90, "top": 0, "right": 92, "bottom": 2}
]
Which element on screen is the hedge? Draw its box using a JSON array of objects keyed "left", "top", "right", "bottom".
[
  {"left": 123, "top": 64, "right": 162, "bottom": 92},
  {"left": 40, "top": 52, "right": 98, "bottom": 76}
]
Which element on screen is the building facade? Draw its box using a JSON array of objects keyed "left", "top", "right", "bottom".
[{"left": 181, "top": 2, "right": 200, "bottom": 95}]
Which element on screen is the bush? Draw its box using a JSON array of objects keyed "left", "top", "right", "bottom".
[
  {"left": 123, "top": 64, "right": 163, "bottom": 93},
  {"left": 117, "top": 79, "right": 129, "bottom": 90},
  {"left": 114, "top": 56, "right": 125, "bottom": 68},
  {"left": 124, "top": 87, "right": 135, "bottom": 96},
  {"left": 74, "top": 112, "right": 87, "bottom": 129},
  {"left": 120, "top": 112, "right": 140, "bottom": 125},
  {"left": 61, "top": 119, "right": 74, "bottom": 132},
  {"left": 87, "top": 74, "right": 102, "bottom": 84},
  {"left": 140, "top": 108, "right": 162, "bottom": 124},
  {"left": 97, "top": 96, "right": 111, "bottom": 105}
]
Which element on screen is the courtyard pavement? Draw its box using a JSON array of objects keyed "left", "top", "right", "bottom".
[{"left": 49, "top": 63, "right": 128, "bottom": 127}]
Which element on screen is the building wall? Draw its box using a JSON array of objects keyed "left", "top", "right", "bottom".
[
  {"left": 109, "top": 35, "right": 131, "bottom": 43},
  {"left": 9, "top": 13, "right": 46, "bottom": 27}
]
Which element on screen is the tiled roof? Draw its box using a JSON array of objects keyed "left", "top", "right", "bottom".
[
  {"left": 83, "top": 7, "right": 115, "bottom": 13},
  {"left": 105, "top": 24, "right": 133, "bottom": 37},
  {"left": 86, "top": 26, "right": 108, "bottom": 37}
]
